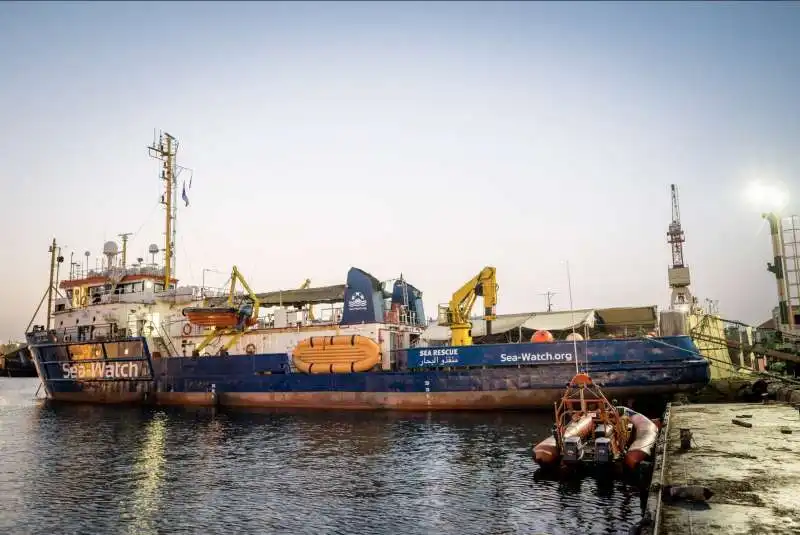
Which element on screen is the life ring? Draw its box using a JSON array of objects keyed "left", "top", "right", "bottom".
[
  {"left": 182, "top": 323, "right": 192, "bottom": 336},
  {"left": 80, "top": 295, "right": 88, "bottom": 307},
  {"left": 245, "top": 343, "right": 256, "bottom": 355}
]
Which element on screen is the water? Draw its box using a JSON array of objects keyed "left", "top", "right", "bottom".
[{"left": 0, "top": 378, "right": 644, "bottom": 534}]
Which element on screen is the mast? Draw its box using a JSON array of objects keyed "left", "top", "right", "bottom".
[
  {"left": 148, "top": 131, "right": 178, "bottom": 289},
  {"left": 118, "top": 232, "right": 132, "bottom": 268},
  {"left": 46, "top": 238, "right": 57, "bottom": 330}
]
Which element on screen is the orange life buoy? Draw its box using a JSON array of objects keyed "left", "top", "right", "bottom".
[
  {"left": 531, "top": 330, "right": 554, "bottom": 343},
  {"left": 182, "top": 323, "right": 192, "bottom": 336}
]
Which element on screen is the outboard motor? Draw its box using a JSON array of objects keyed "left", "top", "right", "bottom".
[
  {"left": 563, "top": 436, "right": 584, "bottom": 463},
  {"left": 593, "top": 423, "right": 614, "bottom": 464},
  {"left": 595, "top": 437, "right": 612, "bottom": 463}
]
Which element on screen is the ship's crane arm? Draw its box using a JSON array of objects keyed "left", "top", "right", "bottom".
[
  {"left": 438, "top": 266, "right": 498, "bottom": 346},
  {"left": 194, "top": 265, "right": 260, "bottom": 355},
  {"left": 227, "top": 265, "right": 261, "bottom": 314},
  {"left": 299, "top": 278, "right": 314, "bottom": 321}
]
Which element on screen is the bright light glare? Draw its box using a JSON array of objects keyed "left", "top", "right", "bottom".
[{"left": 745, "top": 181, "right": 788, "bottom": 212}]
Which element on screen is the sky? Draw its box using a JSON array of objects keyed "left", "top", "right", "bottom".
[{"left": 1, "top": 1, "right": 799, "bottom": 341}]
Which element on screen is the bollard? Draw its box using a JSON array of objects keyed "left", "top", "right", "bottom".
[
  {"left": 680, "top": 428, "right": 692, "bottom": 450},
  {"left": 732, "top": 418, "right": 753, "bottom": 428},
  {"left": 662, "top": 484, "right": 714, "bottom": 502}
]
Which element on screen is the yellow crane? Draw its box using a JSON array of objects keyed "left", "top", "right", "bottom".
[
  {"left": 190, "top": 265, "right": 261, "bottom": 355},
  {"left": 299, "top": 278, "right": 315, "bottom": 321},
  {"left": 437, "top": 266, "right": 498, "bottom": 346}
]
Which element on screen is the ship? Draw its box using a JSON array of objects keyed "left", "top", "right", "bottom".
[
  {"left": 24, "top": 132, "right": 711, "bottom": 410},
  {"left": 0, "top": 342, "right": 37, "bottom": 377}
]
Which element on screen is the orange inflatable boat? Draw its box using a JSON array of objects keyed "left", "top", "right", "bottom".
[
  {"left": 619, "top": 407, "right": 659, "bottom": 470},
  {"left": 532, "top": 373, "right": 659, "bottom": 473},
  {"left": 292, "top": 335, "right": 381, "bottom": 374}
]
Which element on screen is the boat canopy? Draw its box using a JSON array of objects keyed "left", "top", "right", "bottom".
[
  {"left": 206, "top": 284, "right": 348, "bottom": 308},
  {"left": 420, "top": 309, "right": 597, "bottom": 342},
  {"left": 420, "top": 306, "right": 659, "bottom": 343}
]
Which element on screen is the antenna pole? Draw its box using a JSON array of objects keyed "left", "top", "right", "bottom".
[
  {"left": 566, "top": 261, "right": 580, "bottom": 375},
  {"left": 539, "top": 291, "right": 557, "bottom": 312},
  {"left": 118, "top": 233, "right": 132, "bottom": 269},
  {"left": 46, "top": 239, "right": 57, "bottom": 331}
]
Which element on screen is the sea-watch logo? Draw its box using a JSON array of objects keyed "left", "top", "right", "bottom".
[{"left": 348, "top": 291, "right": 368, "bottom": 311}]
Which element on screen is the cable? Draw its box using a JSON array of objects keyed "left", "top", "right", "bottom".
[
  {"left": 132, "top": 202, "right": 161, "bottom": 240},
  {"left": 650, "top": 334, "right": 800, "bottom": 387}
]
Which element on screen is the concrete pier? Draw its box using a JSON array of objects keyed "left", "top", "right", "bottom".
[{"left": 647, "top": 402, "right": 800, "bottom": 534}]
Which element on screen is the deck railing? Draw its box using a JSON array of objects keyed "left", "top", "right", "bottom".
[{"left": 28, "top": 322, "right": 136, "bottom": 345}]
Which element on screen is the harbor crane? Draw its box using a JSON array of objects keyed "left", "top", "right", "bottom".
[
  {"left": 438, "top": 266, "right": 498, "bottom": 346},
  {"left": 667, "top": 184, "right": 692, "bottom": 309}
]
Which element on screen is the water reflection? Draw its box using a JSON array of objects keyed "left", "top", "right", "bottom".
[
  {"left": 0, "top": 381, "right": 644, "bottom": 534},
  {"left": 123, "top": 411, "right": 167, "bottom": 534}
]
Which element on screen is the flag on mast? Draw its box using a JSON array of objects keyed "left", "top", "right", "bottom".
[{"left": 182, "top": 180, "right": 189, "bottom": 207}]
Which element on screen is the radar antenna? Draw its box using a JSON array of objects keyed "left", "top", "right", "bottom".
[{"left": 148, "top": 244, "right": 160, "bottom": 266}]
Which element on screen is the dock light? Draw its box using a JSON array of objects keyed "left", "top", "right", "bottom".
[
  {"left": 755, "top": 180, "right": 795, "bottom": 331},
  {"left": 746, "top": 181, "right": 789, "bottom": 213}
]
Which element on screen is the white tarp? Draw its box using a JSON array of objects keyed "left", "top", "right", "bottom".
[
  {"left": 419, "top": 312, "right": 532, "bottom": 341},
  {"left": 521, "top": 309, "right": 596, "bottom": 331},
  {"left": 420, "top": 309, "right": 597, "bottom": 342},
  {"left": 420, "top": 324, "right": 452, "bottom": 342}
]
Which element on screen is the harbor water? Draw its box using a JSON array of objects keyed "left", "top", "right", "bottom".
[{"left": 0, "top": 378, "right": 643, "bottom": 534}]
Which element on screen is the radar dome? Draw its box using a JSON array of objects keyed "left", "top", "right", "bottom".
[
  {"left": 148, "top": 244, "right": 159, "bottom": 254},
  {"left": 103, "top": 241, "right": 119, "bottom": 256}
]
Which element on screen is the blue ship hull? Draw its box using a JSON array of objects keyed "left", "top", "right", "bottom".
[{"left": 26, "top": 335, "right": 710, "bottom": 410}]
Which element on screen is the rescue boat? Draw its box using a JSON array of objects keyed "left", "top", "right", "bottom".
[
  {"left": 182, "top": 306, "right": 257, "bottom": 329},
  {"left": 532, "top": 373, "right": 658, "bottom": 473}
]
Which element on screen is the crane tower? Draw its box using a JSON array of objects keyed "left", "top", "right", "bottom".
[{"left": 667, "top": 184, "right": 692, "bottom": 309}]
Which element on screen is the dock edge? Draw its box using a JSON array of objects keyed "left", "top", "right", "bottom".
[{"left": 639, "top": 401, "right": 672, "bottom": 535}]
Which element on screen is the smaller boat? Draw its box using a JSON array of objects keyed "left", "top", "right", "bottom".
[
  {"left": 0, "top": 344, "right": 38, "bottom": 377},
  {"left": 182, "top": 306, "right": 257, "bottom": 329},
  {"left": 533, "top": 373, "right": 659, "bottom": 474}
]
